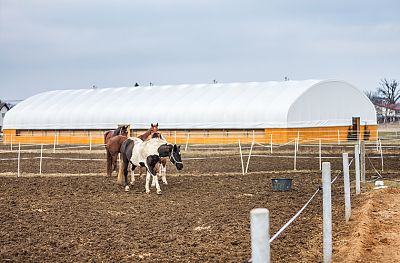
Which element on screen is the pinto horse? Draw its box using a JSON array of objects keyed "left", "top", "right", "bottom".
[
  {"left": 117, "top": 135, "right": 183, "bottom": 194},
  {"left": 105, "top": 135, "right": 128, "bottom": 176},
  {"left": 104, "top": 125, "right": 129, "bottom": 146}
]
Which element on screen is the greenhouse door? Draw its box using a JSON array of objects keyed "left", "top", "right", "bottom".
[{"left": 352, "top": 117, "right": 360, "bottom": 141}]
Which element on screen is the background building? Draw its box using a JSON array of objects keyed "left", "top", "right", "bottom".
[{"left": 2, "top": 80, "right": 377, "bottom": 145}]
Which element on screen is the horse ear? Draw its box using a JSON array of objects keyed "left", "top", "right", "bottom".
[{"left": 156, "top": 123, "right": 158, "bottom": 127}]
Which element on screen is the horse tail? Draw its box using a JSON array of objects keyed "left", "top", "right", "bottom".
[{"left": 117, "top": 150, "right": 126, "bottom": 185}]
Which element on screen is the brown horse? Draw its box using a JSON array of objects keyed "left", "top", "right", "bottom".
[
  {"left": 137, "top": 123, "right": 158, "bottom": 141},
  {"left": 104, "top": 125, "right": 129, "bottom": 146},
  {"left": 105, "top": 134, "right": 128, "bottom": 176}
]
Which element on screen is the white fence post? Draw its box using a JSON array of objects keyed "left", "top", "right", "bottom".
[
  {"left": 379, "top": 139, "right": 383, "bottom": 172},
  {"left": 322, "top": 162, "right": 332, "bottom": 263},
  {"left": 239, "top": 139, "right": 244, "bottom": 175},
  {"left": 355, "top": 144, "right": 361, "bottom": 195},
  {"left": 294, "top": 138, "right": 297, "bottom": 170},
  {"left": 185, "top": 133, "right": 189, "bottom": 151},
  {"left": 10, "top": 134, "right": 13, "bottom": 151},
  {"left": 250, "top": 208, "right": 270, "bottom": 263},
  {"left": 360, "top": 141, "right": 366, "bottom": 183},
  {"left": 245, "top": 140, "right": 254, "bottom": 174},
  {"left": 174, "top": 131, "right": 177, "bottom": 144},
  {"left": 53, "top": 133, "right": 57, "bottom": 153},
  {"left": 319, "top": 139, "right": 322, "bottom": 171},
  {"left": 296, "top": 131, "right": 300, "bottom": 151},
  {"left": 39, "top": 144, "right": 43, "bottom": 175},
  {"left": 89, "top": 131, "right": 92, "bottom": 151},
  {"left": 270, "top": 134, "right": 273, "bottom": 154},
  {"left": 342, "top": 153, "right": 351, "bottom": 223},
  {"left": 17, "top": 142, "right": 21, "bottom": 177}
]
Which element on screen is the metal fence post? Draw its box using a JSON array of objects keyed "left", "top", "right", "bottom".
[{"left": 354, "top": 144, "right": 361, "bottom": 195}]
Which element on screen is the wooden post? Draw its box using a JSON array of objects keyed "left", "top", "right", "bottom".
[
  {"left": 355, "top": 144, "right": 361, "bottom": 195},
  {"left": 337, "top": 130, "right": 340, "bottom": 145},
  {"left": 322, "top": 162, "right": 332, "bottom": 263},
  {"left": 342, "top": 153, "right": 351, "bottom": 223},
  {"left": 360, "top": 141, "right": 366, "bottom": 182},
  {"left": 250, "top": 208, "right": 270, "bottom": 263}
]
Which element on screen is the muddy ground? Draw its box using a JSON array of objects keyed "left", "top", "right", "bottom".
[{"left": 0, "top": 143, "right": 399, "bottom": 262}]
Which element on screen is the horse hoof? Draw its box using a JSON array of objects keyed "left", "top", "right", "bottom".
[
  {"left": 157, "top": 190, "right": 162, "bottom": 195},
  {"left": 163, "top": 181, "right": 168, "bottom": 185},
  {"left": 124, "top": 186, "right": 130, "bottom": 192},
  {"left": 130, "top": 181, "right": 135, "bottom": 186},
  {"left": 146, "top": 190, "right": 150, "bottom": 194}
]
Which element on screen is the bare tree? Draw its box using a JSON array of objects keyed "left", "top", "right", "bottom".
[
  {"left": 377, "top": 78, "right": 400, "bottom": 123},
  {"left": 364, "top": 90, "right": 381, "bottom": 104},
  {"left": 378, "top": 78, "right": 400, "bottom": 105}
]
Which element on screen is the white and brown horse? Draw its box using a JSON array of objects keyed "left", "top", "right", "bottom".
[{"left": 117, "top": 135, "right": 183, "bottom": 194}]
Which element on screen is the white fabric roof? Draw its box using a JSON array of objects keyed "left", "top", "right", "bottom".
[{"left": 3, "top": 80, "right": 377, "bottom": 130}]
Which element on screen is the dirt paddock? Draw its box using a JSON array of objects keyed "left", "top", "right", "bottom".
[{"left": 0, "top": 143, "right": 399, "bottom": 262}]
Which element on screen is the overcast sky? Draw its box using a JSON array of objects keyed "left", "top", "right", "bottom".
[{"left": 1, "top": 0, "right": 399, "bottom": 101}]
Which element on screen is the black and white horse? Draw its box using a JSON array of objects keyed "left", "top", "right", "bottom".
[{"left": 117, "top": 136, "right": 183, "bottom": 194}]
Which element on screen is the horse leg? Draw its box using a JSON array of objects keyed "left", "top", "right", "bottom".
[
  {"left": 111, "top": 154, "right": 118, "bottom": 176},
  {"left": 146, "top": 155, "right": 162, "bottom": 195},
  {"left": 160, "top": 162, "right": 167, "bottom": 185},
  {"left": 151, "top": 163, "right": 159, "bottom": 187},
  {"left": 106, "top": 150, "right": 112, "bottom": 176},
  {"left": 130, "top": 163, "right": 136, "bottom": 186}
]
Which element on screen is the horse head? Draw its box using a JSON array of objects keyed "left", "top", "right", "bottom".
[
  {"left": 120, "top": 125, "right": 129, "bottom": 136},
  {"left": 150, "top": 123, "right": 159, "bottom": 133},
  {"left": 158, "top": 143, "right": 183, "bottom": 170}
]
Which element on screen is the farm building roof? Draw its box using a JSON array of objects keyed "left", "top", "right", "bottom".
[{"left": 3, "top": 80, "right": 377, "bottom": 130}]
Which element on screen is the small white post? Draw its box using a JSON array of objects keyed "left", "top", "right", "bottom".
[
  {"left": 53, "top": 133, "right": 57, "bottom": 153},
  {"left": 239, "top": 139, "right": 244, "bottom": 175},
  {"left": 355, "top": 144, "right": 361, "bottom": 195},
  {"left": 3, "top": 133, "right": 6, "bottom": 144},
  {"left": 319, "top": 139, "right": 322, "bottom": 171},
  {"left": 294, "top": 138, "right": 297, "bottom": 170},
  {"left": 379, "top": 139, "right": 383, "bottom": 172},
  {"left": 361, "top": 141, "right": 366, "bottom": 183},
  {"left": 296, "top": 131, "right": 300, "bottom": 151},
  {"left": 322, "top": 162, "right": 332, "bottom": 263},
  {"left": 270, "top": 134, "right": 273, "bottom": 154},
  {"left": 337, "top": 130, "right": 340, "bottom": 145},
  {"left": 174, "top": 131, "right": 177, "bottom": 144},
  {"left": 342, "top": 153, "right": 351, "bottom": 223},
  {"left": 245, "top": 140, "right": 254, "bottom": 174},
  {"left": 10, "top": 134, "right": 13, "bottom": 151},
  {"left": 185, "top": 132, "right": 189, "bottom": 151},
  {"left": 17, "top": 142, "right": 21, "bottom": 177},
  {"left": 89, "top": 131, "right": 92, "bottom": 151},
  {"left": 376, "top": 129, "right": 379, "bottom": 152},
  {"left": 250, "top": 208, "right": 270, "bottom": 263},
  {"left": 39, "top": 144, "right": 43, "bottom": 175}
]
